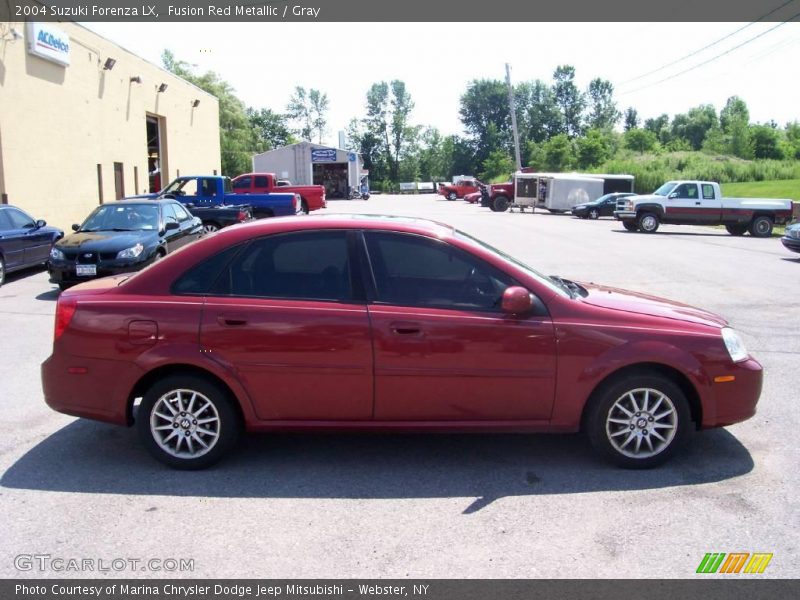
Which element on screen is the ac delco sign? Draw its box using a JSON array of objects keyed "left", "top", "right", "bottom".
[{"left": 26, "top": 23, "right": 71, "bottom": 67}]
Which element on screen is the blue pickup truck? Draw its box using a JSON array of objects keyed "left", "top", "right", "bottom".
[{"left": 141, "top": 176, "right": 301, "bottom": 219}]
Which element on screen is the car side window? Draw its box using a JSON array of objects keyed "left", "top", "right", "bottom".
[
  {"left": 172, "top": 203, "right": 192, "bottom": 221},
  {"left": 254, "top": 176, "right": 268, "bottom": 187},
  {"left": 232, "top": 176, "right": 251, "bottom": 190},
  {"left": 5, "top": 208, "right": 35, "bottom": 229},
  {"left": 0, "top": 210, "right": 12, "bottom": 231},
  {"left": 162, "top": 203, "right": 180, "bottom": 225},
  {"left": 702, "top": 184, "right": 715, "bottom": 200},
  {"left": 212, "top": 231, "right": 353, "bottom": 302},
  {"left": 364, "top": 232, "right": 513, "bottom": 312},
  {"left": 674, "top": 183, "right": 698, "bottom": 199},
  {"left": 172, "top": 244, "right": 243, "bottom": 295}
]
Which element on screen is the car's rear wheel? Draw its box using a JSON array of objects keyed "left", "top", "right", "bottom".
[
  {"left": 202, "top": 222, "right": 220, "bottom": 234},
  {"left": 725, "top": 224, "right": 748, "bottom": 236},
  {"left": 749, "top": 216, "right": 773, "bottom": 238},
  {"left": 300, "top": 199, "right": 309, "bottom": 214},
  {"left": 447, "top": 192, "right": 457, "bottom": 201},
  {"left": 0, "top": 257, "right": 5, "bottom": 288},
  {"left": 623, "top": 221, "right": 639, "bottom": 232},
  {"left": 586, "top": 373, "right": 691, "bottom": 469},
  {"left": 637, "top": 212, "right": 660, "bottom": 233},
  {"left": 589, "top": 209, "right": 599, "bottom": 219},
  {"left": 137, "top": 374, "right": 242, "bottom": 469}
]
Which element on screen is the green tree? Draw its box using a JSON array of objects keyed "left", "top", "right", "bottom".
[
  {"left": 575, "top": 129, "right": 611, "bottom": 169},
  {"left": 542, "top": 134, "right": 575, "bottom": 170},
  {"left": 246, "top": 108, "right": 295, "bottom": 152},
  {"left": 364, "top": 80, "right": 416, "bottom": 182},
  {"left": 750, "top": 124, "right": 784, "bottom": 159},
  {"left": 287, "top": 86, "right": 329, "bottom": 143},
  {"left": 784, "top": 121, "right": 800, "bottom": 159},
  {"left": 585, "top": 78, "right": 620, "bottom": 130},
  {"left": 459, "top": 79, "right": 512, "bottom": 166},
  {"left": 624, "top": 128, "right": 658, "bottom": 154},
  {"left": 719, "top": 96, "right": 752, "bottom": 158},
  {"left": 162, "top": 49, "right": 258, "bottom": 176},
  {"left": 670, "top": 105, "right": 718, "bottom": 150},
  {"left": 480, "top": 150, "right": 515, "bottom": 181},
  {"left": 552, "top": 65, "right": 585, "bottom": 137},
  {"left": 623, "top": 107, "right": 639, "bottom": 131},
  {"left": 644, "top": 114, "right": 670, "bottom": 144},
  {"left": 515, "top": 80, "right": 562, "bottom": 144}
]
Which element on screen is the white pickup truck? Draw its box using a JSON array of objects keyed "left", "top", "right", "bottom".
[{"left": 614, "top": 180, "right": 797, "bottom": 237}]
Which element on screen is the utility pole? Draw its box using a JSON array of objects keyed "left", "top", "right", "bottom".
[{"left": 505, "top": 63, "right": 522, "bottom": 171}]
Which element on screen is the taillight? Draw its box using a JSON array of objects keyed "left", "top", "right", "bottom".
[
  {"left": 237, "top": 210, "right": 248, "bottom": 222},
  {"left": 54, "top": 296, "right": 78, "bottom": 341}
]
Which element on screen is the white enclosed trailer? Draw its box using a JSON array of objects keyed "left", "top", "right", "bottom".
[{"left": 513, "top": 172, "right": 605, "bottom": 213}]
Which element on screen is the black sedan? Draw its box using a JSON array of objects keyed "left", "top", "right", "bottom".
[
  {"left": 0, "top": 205, "right": 63, "bottom": 288},
  {"left": 48, "top": 199, "right": 202, "bottom": 289},
  {"left": 572, "top": 193, "right": 636, "bottom": 219},
  {"left": 781, "top": 222, "right": 800, "bottom": 254}
]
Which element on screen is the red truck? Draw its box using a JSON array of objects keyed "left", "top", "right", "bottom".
[
  {"left": 231, "top": 173, "right": 326, "bottom": 214},
  {"left": 438, "top": 178, "right": 483, "bottom": 201}
]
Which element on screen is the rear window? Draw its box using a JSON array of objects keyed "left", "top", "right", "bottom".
[{"left": 172, "top": 245, "right": 243, "bottom": 295}]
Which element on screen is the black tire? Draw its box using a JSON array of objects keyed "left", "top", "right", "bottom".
[
  {"left": 725, "top": 224, "right": 748, "bottom": 236},
  {"left": 637, "top": 212, "right": 660, "bottom": 233},
  {"left": 585, "top": 372, "right": 691, "bottom": 469},
  {"left": 57, "top": 282, "right": 71, "bottom": 291},
  {"left": 588, "top": 209, "right": 599, "bottom": 220},
  {"left": 447, "top": 191, "right": 457, "bottom": 201},
  {"left": 136, "top": 374, "right": 242, "bottom": 469},
  {"left": 0, "top": 256, "right": 5, "bottom": 288},
  {"left": 492, "top": 196, "right": 511, "bottom": 212},
  {"left": 748, "top": 216, "right": 773, "bottom": 238},
  {"left": 300, "top": 199, "right": 309, "bottom": 214},
  {"left": 623, "top": 222, "right": 639, "bottom": 232},
  {"left": 202, "top": 222, "right": 221, "bottom": 234}
]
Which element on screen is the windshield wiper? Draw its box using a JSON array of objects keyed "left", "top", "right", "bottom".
[
  {"left": 550, "top": 276, "right": 587, "bottom": 298},
  {"left": 110, "top": 228, "right": 135, "bottom": 231}
]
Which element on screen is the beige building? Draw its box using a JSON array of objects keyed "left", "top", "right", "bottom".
[{"left": 0, "top": 21, "right": 221, "bottom": 230}]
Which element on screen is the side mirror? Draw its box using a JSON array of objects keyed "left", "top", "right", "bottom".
[
  {"left": 501, "top": 286, "right": 534, "bottom": 315},
  {"left": 668, "top": 192, "right": 678, "bottom": 199},
  {"left": 36, "top": 219, "right": 47, "bottom": 228},
  {"left": 165, "top": 221, "right": 180, "bottom": 231},
  {"left": 71, "top": 224, "right": 80, "bottom": 232}
]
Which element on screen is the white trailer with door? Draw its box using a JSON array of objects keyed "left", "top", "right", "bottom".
[{"left": 511, "top": 172, "right": 605, "bottom": 213}]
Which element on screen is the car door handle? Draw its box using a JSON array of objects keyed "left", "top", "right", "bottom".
[
  {"left": 217, "top": 314, "right": 248, "bottom": 326},
  {"left": 695, "top": 201, "right": 701, "bottom": 205},
  {"left": 390, "top": 321, "right": 422, "bottom": 336}
]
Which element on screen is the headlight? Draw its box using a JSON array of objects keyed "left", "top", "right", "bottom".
[
  {"left": 50, "top": 247, "right": 65, "bottom": 260},
  {"left": 117, "top": 243, "right": 144, "bottom": 260},
  {"left": 721, "top": 327, "right": 748, "bottom": 363}
]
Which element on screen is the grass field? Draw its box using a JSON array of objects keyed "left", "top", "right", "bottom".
[{"left": 722, "top": 179, "right": 800, "bottom": 200}]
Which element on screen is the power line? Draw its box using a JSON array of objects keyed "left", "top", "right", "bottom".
[
  {"left": 618, "top": 14, "right": 800, "bottom": 97},
  {"left": 617, "top": 0, "right": 799, "bottom": 86}
]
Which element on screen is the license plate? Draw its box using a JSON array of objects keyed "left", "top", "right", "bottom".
[{"left": 76, "top": 264, "right": 97, "bottom": 277}]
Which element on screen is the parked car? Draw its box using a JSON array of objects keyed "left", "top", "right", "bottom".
[
  {"left": 0, "top": 205, "right": 63, "bottom": 288},
  {"left": 48, "top": 198, "right": 202, "bottom": 289},
  {"left": 438, "top": 178, "right": 482, "bottom": 201},
  {"left": 614, "top": 181, "right": 797, "bottom": 235},
  {"left": 42, "top": 216, "right": 762, "bottom": 470},
  {"left": 183, "top": 204, "right": 253, "bottom": 234},
  {"left": 231, "top": 173, "right": 326, "bottom": 213},
  {"left": 781, "top": 221, "right": 800, "bottom": 254},
  {"left": 464, "top": 191, "right": 483, "bottom": 204},
  {"left": 572, "top": 193, "right": 637, "bottom": 219}
]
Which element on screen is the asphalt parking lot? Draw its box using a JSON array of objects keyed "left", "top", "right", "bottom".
[{"left": 1, "top": 193, "right": 798, "bottom": 579}]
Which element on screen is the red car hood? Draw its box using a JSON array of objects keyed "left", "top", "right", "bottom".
[{"left": 579, "top": 283, "right": 727, "bottom": 328}]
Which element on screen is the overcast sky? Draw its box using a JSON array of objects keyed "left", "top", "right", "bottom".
[{"left": 83, "top": 22, "right": 800, "bottom": 147}]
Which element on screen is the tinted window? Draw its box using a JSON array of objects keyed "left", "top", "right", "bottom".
[
  {"left": 232, "top": 176, "right": 251, "bottom": 190},
  {"left": 0, "top": 210, "right": 13, "bottom": 231},
  {"left": 254, "top": 176, "right": 268, "bottom": 187},
  {"left": 162, "top": 203, "right": 180, "bottom": 224},
  {"left": 5, "top": 207, "right": 35, "bottom": 229},
  {"left": 172, "top": 245, "right": 243, "bottom": 295},
  {"left": 364, "top": 232, "right": 512, "bottom": 311},
  {"left": 213, "top": 231, "right": 352, "bottom": 302},
  {"left": 674, "top": 183, "right": 698, "bottom": 199}
]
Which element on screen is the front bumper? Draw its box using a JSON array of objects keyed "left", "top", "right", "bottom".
[
  {"left": 614, "top": 210, "right": 636, "bottom": 221},
  {"left": 704, "top": 357, "right": 763, "bottom": 428},
  {"left": 781, "top": 235, "right": 800, "bottom": 253},
  {"left": 48, "top": 255, "right": 156, "bottom": 285}
]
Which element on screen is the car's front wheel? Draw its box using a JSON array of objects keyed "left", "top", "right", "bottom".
[
  {"left": 586, "top": 373, "right": 691, "bottom": 468},
  {"left": 637, "top": 212, "right": 660, "bottom": 233},
  {"left": 622, "top": 221, "right": 639, "bottom": 232},
  {"left": 137, "top": 374, "right": 242, "bottom": 469},
  {"left": 0, "top": 257, "right": 5, "bottom": 288},
  {"left": 447, "top": 192, "right": 457, "bottom": 201},
  {"left": 492, "top": 196, "right": 511, "bottom": 212},
  {"left": 588, "top": 209, "right": 599, "bottom": 219}
]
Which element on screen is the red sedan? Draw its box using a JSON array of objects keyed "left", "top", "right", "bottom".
[{"left": 41, "top": 216, "right": 762, "bottom": 469}]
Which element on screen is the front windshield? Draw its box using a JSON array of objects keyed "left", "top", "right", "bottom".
[
  {"left": 454, "top": 229, "right": 571, "bottom": 298},
  {"left": 81, "top": 204, "right": 160, "bottom": 231},
  {"left": 653, "top": 182, "right": 677, "bottom": 196}
]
